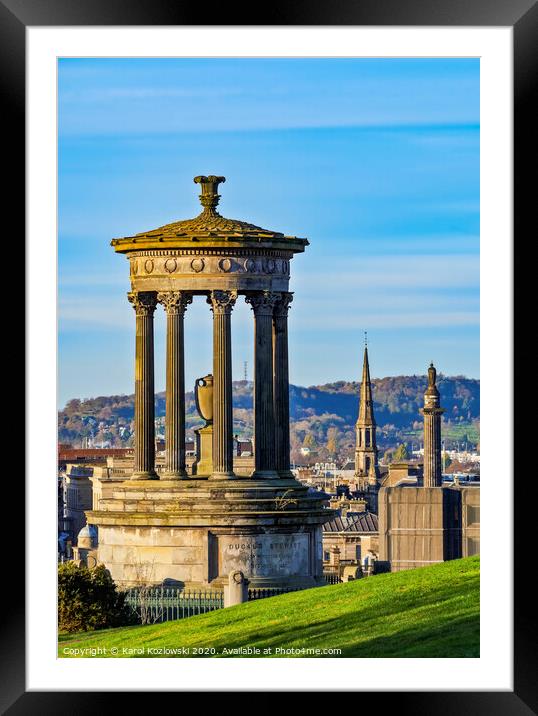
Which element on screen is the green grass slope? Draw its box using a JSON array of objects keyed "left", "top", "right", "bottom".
[{"left": 59, "top": 556, "right": 479, "bottom": 658}]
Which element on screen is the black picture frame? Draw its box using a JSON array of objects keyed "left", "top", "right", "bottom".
[{"left": 6, "top": 0, "right": 536, "bottom": 710}]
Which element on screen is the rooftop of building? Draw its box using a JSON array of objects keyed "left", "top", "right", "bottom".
[
  {"left": 59, "top": 448, "right": 134, "bottom": 460},
  {"left": 323, "top": 511, "right": 379, "bottom": 534}
]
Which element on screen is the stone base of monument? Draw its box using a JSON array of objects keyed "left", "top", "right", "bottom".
[
  {"left": 86, "top": 477, "right": 335, "bottom": 589},
  {"left": 192, "top": 424, "right": 213, "bottom": 476}
]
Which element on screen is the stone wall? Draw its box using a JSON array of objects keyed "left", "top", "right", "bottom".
[
  {"left": 86, "top": 477, "right": 332, "bottom": 589},
  {"left": 378, "top": 486, "right": 467, "bottom": 572},
  {"left": 461, "top": 487, "right": 480, "bottom": 557}
]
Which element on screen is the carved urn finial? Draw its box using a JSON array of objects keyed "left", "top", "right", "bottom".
[
  {"left": 193, "top": 175, "right": 226, "bottom": 214},
  {"left": 424, "top": 361, "right": 440, "bottom": 405}
]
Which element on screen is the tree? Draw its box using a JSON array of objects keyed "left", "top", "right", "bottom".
[
  {"left": 58, "top": 562, "right": 134, "bottom": 633},
  {"left": 326, "top": 427, "right": 339, "bottom": 456},
  {"left": 303, "top": 433, "right": 316, "bottom": 448}
]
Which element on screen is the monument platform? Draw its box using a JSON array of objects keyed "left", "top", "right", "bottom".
[{"left": 87, "top": 477, "right": 335, "bottom": 589}]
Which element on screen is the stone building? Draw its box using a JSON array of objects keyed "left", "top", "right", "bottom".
[
  {"left": 378, "top": 363, "right": 480, "bottom": 572},
  {"left": 63, "top": 464, "right": 94, "bottom": 540},
  {"left": 86, "top": 175, "right": 335, "bottom": 588},
  {"left": 322, "top": 512, "right": 379, "bottom": 569},
  {"left": 58, "top": 447, "right": 134, "bottom": 471},
  {"left": 380, "top": 461, "right": 424, "bottom": 488},
  {"left": 72, "top": 524, "right": 99, "bottom": 568}
]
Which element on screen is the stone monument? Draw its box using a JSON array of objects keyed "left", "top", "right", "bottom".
[
  {"left": 86, "top": 175, "right": 335, "bottom": 588},
  {"left": 378, "top": 362, "right": 480, "bottom": 571},
  {"left": 420, "top": 362, "right": 445, "bottom": 487}
]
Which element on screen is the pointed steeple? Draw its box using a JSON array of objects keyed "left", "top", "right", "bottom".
[
  {"left": 354, "top": 335, "right": 378, "bottom": 489},
  {"left": 357, "top": 344, "right": 375, "bottom": 427}
]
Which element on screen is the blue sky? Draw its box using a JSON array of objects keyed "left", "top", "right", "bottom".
[{"left": 58, "top": 58, "right": 479, "bottom": 407}]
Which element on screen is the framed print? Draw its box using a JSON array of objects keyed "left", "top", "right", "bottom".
[{"left": 5, "top": 0, "right": 536, "bottom": 710}]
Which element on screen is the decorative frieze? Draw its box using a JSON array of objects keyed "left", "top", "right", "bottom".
[{"left": 129, "top": 252, "right": 291, "bottom": 278}]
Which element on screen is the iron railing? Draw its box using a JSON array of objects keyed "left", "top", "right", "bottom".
[
  {"left": 123, "top": 577, "right": 343, "bottom": 624},
  {"left": 123, "top": 587, "right": 224, "bottom": 624},
  {"left": 323, "top": 573, "right": 342, "bottom": 584},
  {"left": 247, "top": 586, "right": 302, "bottom": 601}
]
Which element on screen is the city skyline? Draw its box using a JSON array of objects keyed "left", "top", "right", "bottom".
[{"left": 58, "top": 57, "right": 479, "bottom": 407}]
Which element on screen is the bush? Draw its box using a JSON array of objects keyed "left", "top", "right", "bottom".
[{"left": 58, "top": 562, "right": 136, "bottom": 633}]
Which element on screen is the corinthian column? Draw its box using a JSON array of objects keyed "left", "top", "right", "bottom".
[
  {"left": 246, "top": 291, "right": 280, "bottom": 479},
  {"left": 127, "top": 291, "right": 158, "bottom": 480},
  {"left": 157, "top": 291, "right": 193, "bottom": 479},
  {"left": 207, "top": 290, "right": 237, "bottom": 479},
  {"left": 273, "top": 292, "right": 293, "bottom": 478}
]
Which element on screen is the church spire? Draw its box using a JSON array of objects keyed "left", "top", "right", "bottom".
[
  {"left": 357, "top": 343, "right": 375, "bottom": 426},
  {"left": 355, "top": 336, "right": 378, "bottom": 489}
]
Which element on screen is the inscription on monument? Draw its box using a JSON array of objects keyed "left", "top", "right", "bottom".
[{"left": 219, "top": 534, "right": 310, "bottom": 577}]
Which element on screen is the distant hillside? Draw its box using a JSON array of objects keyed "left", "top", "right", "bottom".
[{"left": 58, "top": 375, "right": 479, "bottom": 459}]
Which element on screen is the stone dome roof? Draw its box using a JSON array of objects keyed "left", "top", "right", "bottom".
[
  {"left": 77, "top": 524, "right": 98, "bottom": 544},
  {"left": 125, "top": 175, "right": 285, "bottom": 241},
  {"left": 137, "top": 210, "right": 282, "bottom": 240}
]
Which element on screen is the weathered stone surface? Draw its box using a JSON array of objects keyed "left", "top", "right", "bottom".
[{"left": 88, "top": 477, "right": 334, "bottom": 588}]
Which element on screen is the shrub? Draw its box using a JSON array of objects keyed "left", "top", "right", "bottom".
[{"left": 58, "top": 562, "right": 135, "bottom": 633}]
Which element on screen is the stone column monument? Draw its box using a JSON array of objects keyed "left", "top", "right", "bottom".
[
  {"left": 420, "top": 362, "right": 445, "bottom": 487},
  {"left": 378, "top": 362, "right": 467, "bottom": 572},
  {"left": 87, "top": 175, "right": 335, "bottom": 589}
]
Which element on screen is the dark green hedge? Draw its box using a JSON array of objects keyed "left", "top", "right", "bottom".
[{"left": 58, "top": 562, "right": 135, "bottom": 633}]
